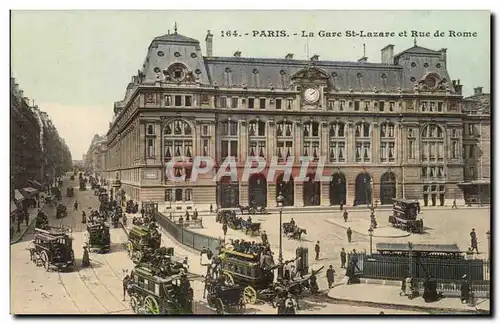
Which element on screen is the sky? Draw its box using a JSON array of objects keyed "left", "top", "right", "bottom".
[{"left": 10, "top": 10, "right": 490, "bottom": 159}]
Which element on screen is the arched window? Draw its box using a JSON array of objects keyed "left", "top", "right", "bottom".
[
  {"left": 329, "top": 122, "right": 346, "bottom": 162},
  {"left": 163, "top": 119, "right": 193, "bottom": 162},
  {"left": 276, "top": 121, "right": 294, "bottom": 162},
  {"left": 355, "top": 122, "right": 371, "bottom": 162},
  {"left": 380, "top": 122, "right": 395, "bottom": 162},
  {"left": 303, "top": 121, "right": 320, "bottom": 161},
  {"left": 421, "top": 123, "right": 445, "bottom": 162},
  {"left": 248, "top": 120, "right": 266, "bottom": 158},
  {"left": 220, "top": 120, "right": 238, "bottom": 161}
]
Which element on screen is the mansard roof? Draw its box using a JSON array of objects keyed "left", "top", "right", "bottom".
[{"left": 394, "top": 45, "right": 441, "bottom": 58}]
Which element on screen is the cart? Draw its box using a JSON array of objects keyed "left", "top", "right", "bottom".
[{"left": 29, "top": 227, "right": 75, "bottom": 272}]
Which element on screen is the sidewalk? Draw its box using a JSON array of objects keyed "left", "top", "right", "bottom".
[
  {"left": 10, "top": 205, "right": 45, "bottom": 244},
  {"left": 327, "top": 282, "right": 490, "bottom": 314}
]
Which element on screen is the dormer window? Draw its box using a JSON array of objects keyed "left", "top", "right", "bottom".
[
  {"left": 167, "top": 63, "right": 187, "bottom": 82},
  {"left": 174, "top": 69, "right": 183, "bottom": 80}
]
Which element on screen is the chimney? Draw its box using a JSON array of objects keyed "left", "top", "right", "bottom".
[
  {"left": 205, "top": 30, "right": 213, "bottom": 57},
  {"left": 381, "top": 44, "right": 394, "bottom": 64},
  {"left": 453, "top": 79, "right": 463, "bottom": 95},
  {"left": 233, "top": 51, "right": 241, "bottom": 57},
  {"left": 285, "top": 53, "right": 294, "bottom": 59},
  {"left": 310, "top": 54, "right": 319, "bottom": 61},
  {"left": 474, "top": 87, "right": 483, "bottom": 95},
  {"left": 358, "top": 56, "right": 368, "bottom": 63},
  {"left": 439, "top": 48, "right": 447, "bottom": 66}
]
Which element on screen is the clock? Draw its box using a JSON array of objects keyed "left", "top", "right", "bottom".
[{"left": 304, "top": 87, "right": 320, "bottom": 103}]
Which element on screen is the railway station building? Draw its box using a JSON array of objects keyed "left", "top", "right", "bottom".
[{"left": 103, "top": 28, "right": 489, "bottom": 209}]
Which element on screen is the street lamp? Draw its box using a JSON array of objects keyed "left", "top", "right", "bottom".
[
  {"left": 277, "top": 192, "right": 284, "bottom": 279},
  {"left": 486, "top": 230, "right": 491, "bottom": 261},
  {"left": 368, "top": 227, "right": 374, "bottom": 255},
  {"left": 370, "top": 178, "right": 374, "bottom": 209}
]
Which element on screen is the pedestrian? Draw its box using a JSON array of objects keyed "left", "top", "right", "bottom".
[
  {"left": 193, "top": 209, "right": 198, "bottom": 221},
  {"left": 347, "top": 227, "right": 352, "bottom": 243},
  {"left": 24, "top": 212, "right": 29, "bottom": 227},
  {"left": 326, "top": 265, "right": 335, "bottom": 288},
  {"left": 261, "top": 230, "right": 268, "bottom": 245},
  {"left": 140, "top": 207, "right": 145, "bottom": 217},
  {"left": 340, "top": 247, "right": 347, "bottom": 268},
  {"left": 343, "top": 209, "right": 349, "bottom": 222},
  {"left": 73, "top": 201, "right": 79, "bottom": 211},
  {"left": 183, "top": 257, "right": 189, "bottom": 270},
  {"left": 122, "top": 273, "right": 131, "bottom": 301},
  {"left": 222, "top": 223, "right": 228, "bottom": 237},
  {"left": 210, "top": 203, "right": 213, "bottom": 214},
  {"left": 340, "top": 202, "right": 343, "bottom": 211},
  {"left": 452, "top": 199, "right": 457, "bottom": 209},
  {"left": 185, "top": 210, "right": 190, "bottom": 221},
  {"left": 470, "top": 228, "right": 479, "bottom": 253},
  {"left": 315, "top": 241, "right": 320, "bottom": 260},
  {"left": 82, "top": 211, "right": 87, "bottom": 224},
  {"left": 179, "top": 215, "right": 184, "bottom": 227}
]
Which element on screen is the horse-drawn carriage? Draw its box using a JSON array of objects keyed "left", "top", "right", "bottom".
[
  {"left": 224, "top": 213, "right": 261, "bottom": 237},
  {"left": 51, "top": 187, "right": 62, "bottom": 201},
  {"left": 86, "top": 221, "right": 110, "bottom": 253},
  {"left": 127, "top": 248, "right": 194, "bottom": 314},
  {"left": 35, "top": 211, "right": 50, "bottom": 230},
  {"left": 282, "top": 222, "right": 307, "bottom": 240},
  {"left": 127, "top": 224, "right": 162, "bottom": 263},
  {"left": 66, "top": 187, "right": 74, "bottom": 198},
  {"left": 29, "top": 227, "right": 75, "bottom": 271},
  {"left": 389, "top": 198, "right": 424, "bottom": 233},
  {"left": 238, "top": 205, "right": 268, "bottom": 215},
  {"left": 126, "top": 200, "right": 139, "bottom": 214},
  {"left": 204, "top": 275, "right": 247, "bottom": 314},
  {"left": 56, "top": 204, "right": 68, "bottom": 219}
]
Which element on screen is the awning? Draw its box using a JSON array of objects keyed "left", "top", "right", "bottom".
[
  {"left": 27, "top": 180, "right": 44, "bottom": 190},
  {"left": 14, "top": 189, "right": 24, "bottom": 202},
  {"left": 21, "top": 187, "right": 39, "bottom": 198},
  {"left": 10, "top": 200, "right": 18, "bottom": 214}
]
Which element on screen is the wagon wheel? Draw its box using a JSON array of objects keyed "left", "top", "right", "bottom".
[
  {"left": 222, "top": 272, "right": 234, "bottom": 286},
  {"left": 243, "top": 286, "right": 257, "bottom": 304},
  {"left": 238, "top": 297, "right": 246, "bottom": 313},
  {"left": 129, "top": 296, "right": 139, "bottom": 313},
  {"left": 144, "top": 295, "right": 160, "bottom": 314},
  {"left": 41, "top": 251, "right": 49, "bottom": 271},
  {"left": 215, "top": 298, "right": 224, "bottom": 314}
]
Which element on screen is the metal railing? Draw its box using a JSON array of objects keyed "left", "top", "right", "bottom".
[{"left": 154, "top": 211, "right": 220, "bottom": 254}]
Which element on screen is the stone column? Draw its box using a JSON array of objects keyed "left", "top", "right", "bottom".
[
  {"left": 210, "top": 121, "right": 216, "bottom": 161},
  {"left": 267, "top": 119, "right": 275, "bottom": 161},
  {"left": 320, "top": 182, "right": 330, "bottom": 206},
  {"left": 154, "top": 121, "right": 162, "bottom": 164},
  {"left": 372, "top": 122, "right": 379, "bottom": 162},
  {"left": 346, "top": 122, "right": 355, "bottom": 163},
  {"left": 321, "top": 121, "right": 328, "bottom": 157},
  {"left": 239, "top": 120, "right": 247, "bottom": 163},
  {"left": 195, "top": 120, "right": 202, "bottom": 156},
  {"left": 294, "top": 121, "right": 302, "bottom": 157},
  {"left": 294, "top": 182, "right": 304, "bottom": 207}
]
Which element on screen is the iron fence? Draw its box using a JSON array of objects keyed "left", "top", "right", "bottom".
[
  {"left": 351, "top": 252, "right": 489, "bottom": 281},
  {"left": 154, "top": 211, "right": 220, "bottom": 254}
]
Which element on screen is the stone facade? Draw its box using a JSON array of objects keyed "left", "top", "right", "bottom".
[{"left": 103, "top": 29, "right": 487, "bottom": 209}]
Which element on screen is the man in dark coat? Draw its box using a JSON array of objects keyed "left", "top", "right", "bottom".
[
  {"left": 210, "top": 203, "right": 213, "bottom": 214},
  {"left": 470, "top": 228, "right": 479, "bottom": 253},
  {"left": 261, "top": 230, "right": 268, "bottom": 245},
  {"left": 343, "top": 209, "right": 349, "bottom": 222},
  {"left": 73, "top": 201, "right": 79, "bottom": 211},
  {"left": 347, "top": 227, "right": 353, "bottom": 243},
  {"left": 315, "top": 241, "right": 320, "bottom": 260},
  {"left": 222, "top": 223, "right": 228, "bottom": 237},
  {"left": 326, "top": 265, "right": 335, "bottom": 288},
  {"left": 340, "top": 247, "right": 347, "bottom": 268}
]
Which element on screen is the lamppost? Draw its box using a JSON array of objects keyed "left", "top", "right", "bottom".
[
  {"left": 277, "top": 192, "right": 284, "bottom": 279},
  {"left": 368, "top": 227, "right": 374, "bottom": 255},
  {"left": 486, "top": 230, "right": 490, "bottom": 261},
  {"left": 370, "top": 178, "right": 374, "bottom": 209}
]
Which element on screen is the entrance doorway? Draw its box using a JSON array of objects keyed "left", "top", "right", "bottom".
[
  {"left": 380, "top": 172, "right": 397, "bottom": 205},
  {"left": 431, "top": 193, "right": 437, "bottom": 206},
  {"left": 354, "top": 172, "right": 372, "bottom": 206},
  {"left": 217, "top": 176, "right": 239, "bottom": 208},
  {"left": 276, "top": 173, "right": 294, "bottom": 206},
  {"left": 303, "top": 173, "right": 320, "bottom": 206},
  {"left": 248, "top": 174, "right": 267, "bottom": 207},
  {"left": 329, "top": 173, "right": 346, "bottom": 205}
]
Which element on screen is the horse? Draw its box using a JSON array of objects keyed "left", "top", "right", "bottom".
[
  {"left": 288, "top": 228, "right": 307, "bottom": 240},
  {"left": 237, "top": 204, "right": 251, "bottom": 215}
]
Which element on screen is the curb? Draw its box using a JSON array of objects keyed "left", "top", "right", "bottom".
[
  {"left": 326, "top": 294, "right": 489, "bottom": 314},
  {"left": 326, "top": 219, "right": 411, "bottom": 238},
  {"left": 10, "top": 204, "right": 47, "bottom": 245}
]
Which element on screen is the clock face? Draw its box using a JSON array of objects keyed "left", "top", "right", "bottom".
[{"left": 304, "top": 87, "right": 320, "bottom": 103}]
